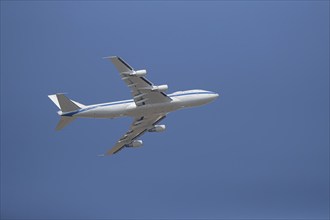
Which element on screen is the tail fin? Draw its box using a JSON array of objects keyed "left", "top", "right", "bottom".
[
  {"left": 48, "top": 94, "right": 85, "bottom": 130},
  {"left": 48, "top": 94, "right": 82, "bottom": 112},
  {"left": 56, "top": 116, "right": 76, "bottom": 131},
  {"left": 48, "top": 94, "right": 86, "bottom": 112}
]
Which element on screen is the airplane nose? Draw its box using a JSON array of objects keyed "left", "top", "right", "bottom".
[
  {"left": 212, "top": 93, "right": 219, "bottom": 99},
  {"left": 206, "top": 93, "right": 219, "bottom": 103}
]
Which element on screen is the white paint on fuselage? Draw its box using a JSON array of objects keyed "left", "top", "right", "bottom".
[{"left": 63, "top": 90, "right": 218, "bottom": 119}]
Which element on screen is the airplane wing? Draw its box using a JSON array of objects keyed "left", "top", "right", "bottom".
[
  {"left": 104, "top": 114, "right": 166, "bottom": 155},
  {"left": 106, "top": 56, "right": 172, "bottom": 106}
]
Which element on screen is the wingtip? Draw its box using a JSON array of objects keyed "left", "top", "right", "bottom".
[{"left": 102, "top": 56, "right": 118, "bottom": 60}]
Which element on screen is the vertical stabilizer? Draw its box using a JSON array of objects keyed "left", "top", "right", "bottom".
[
  {"left": 49, "top": 94, "right": 84, "bottom": 131},
  {"left": 48, "top": 94, "right": 84, "bottom": 112},
  {"left": 55, "top": 94, "right": 80, "bottom": 112}
]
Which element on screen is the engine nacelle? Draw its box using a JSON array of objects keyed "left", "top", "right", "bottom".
[
  {"left": 151, "top": 84, "right": 168, "bottom": 92},
  {"left": 148, "top": 125, "right": 166, "bottom": 132},
  {"left": 134, "top": 69, "right": 147, "bottom": 77},
  {"left": 127, "top": 140, "right": 143, "bottom": 148}
]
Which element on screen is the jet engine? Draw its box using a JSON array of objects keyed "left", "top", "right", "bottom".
[
  {"left": 151, "top": 85, "right": 168, "bottom": 92},
  {"left": 127, "top": 140, "right": 143, "bottom": 148},
  {"left": 134, "top": 70, "right": 147, "bottom": 77},
  {"left": 148, "top": 125, "right": 166, "bottom": 132}
]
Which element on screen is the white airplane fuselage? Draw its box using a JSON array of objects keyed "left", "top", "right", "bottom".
[{"left": 61, "top": 90, "right": 218, "bottom": 119}]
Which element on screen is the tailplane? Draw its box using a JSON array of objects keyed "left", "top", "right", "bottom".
[
  {"left": 56, "top": 116, "right": 76, "bottom": 131},
  {"left": 48, "top": 93, "right": 85, "bottom": 130}
]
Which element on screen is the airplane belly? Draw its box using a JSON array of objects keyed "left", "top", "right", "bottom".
[{"left": 126, "top": 101, "right": 180, "bottom": 117}]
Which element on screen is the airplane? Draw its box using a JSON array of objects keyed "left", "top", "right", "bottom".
[{"left": 48, "top": 56, "right": 219, "bottom": 155}]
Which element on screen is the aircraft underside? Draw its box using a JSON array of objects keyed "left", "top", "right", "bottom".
[{"left": 49, "top": 56, "right": 219, "bottom": 155}]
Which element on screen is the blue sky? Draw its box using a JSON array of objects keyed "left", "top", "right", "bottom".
[{"left": 1, "top": 1, "right": 329, "bottom": 219}]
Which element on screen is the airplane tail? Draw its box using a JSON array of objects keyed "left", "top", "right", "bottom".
[{"left": 48, "top": 93, "right": 86, "bottom": 130}]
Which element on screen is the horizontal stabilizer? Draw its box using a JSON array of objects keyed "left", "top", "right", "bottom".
[
  {"left": 71, "top": 100, "right": 86, "bottom": 109},
  {"left": 48, "top": 94, "right": 61, "bottom": 109},
  {"left": 56, "top": 116, "right": 75, "bottom": 131}
]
